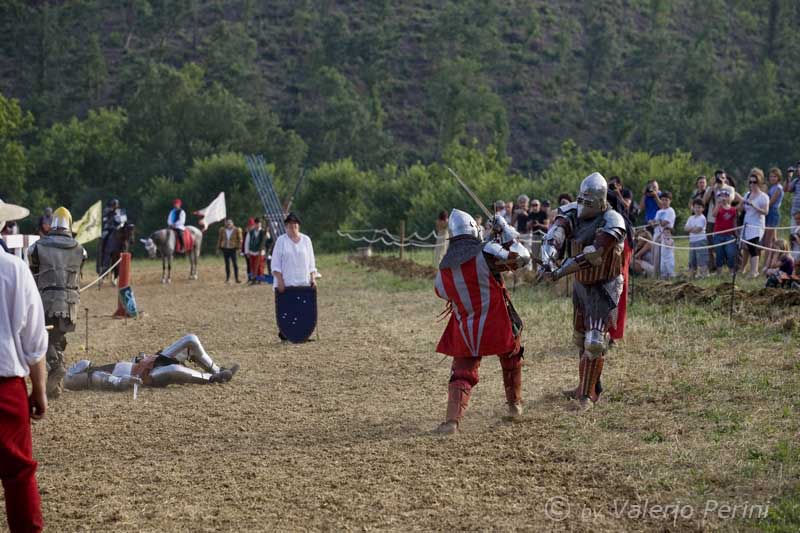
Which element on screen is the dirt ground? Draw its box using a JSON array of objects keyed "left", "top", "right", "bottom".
[{"left": 7, "top": 255, "right": 799, "bottom": 531}]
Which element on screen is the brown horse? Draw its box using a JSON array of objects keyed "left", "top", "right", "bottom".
[{"left": 97, "top": 222, "right": 135, "bottom": 288}]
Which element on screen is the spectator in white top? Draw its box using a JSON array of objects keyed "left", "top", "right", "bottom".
[
  {"left": 0, "top": 199, "right": 48, "bottom": 532},
  {"left": 739, "top": 168, "right": 770, "bottom": 277},
  {"left": 271, "top": 212, "right": 317, "bottom": 293},
  {"left": 684, "top": 199, "right": 709, "bottom": 278},
  {"left": 653, "top": 191, "right": 676, "bottom": 278}
]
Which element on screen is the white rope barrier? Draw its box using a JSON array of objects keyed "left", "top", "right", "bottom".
[
  {"left": 636, "top": 236, "right": 732, "bottom": 251},
  {"left": 739, "top": 239, "right": 797, "bottom": 254},
  {"left": 79, "top": 257, "right": 122, "bottom": 293}
]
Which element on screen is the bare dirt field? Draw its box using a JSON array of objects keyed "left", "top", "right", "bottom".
[{"left": 8, "top": 255, "right": 800, "bottom": 531}]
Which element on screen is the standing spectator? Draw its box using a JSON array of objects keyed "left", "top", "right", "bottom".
[
  {"left": 557, "top": 193, "right": 573, "bottom": 207},
  {"left": 433, "top": 211, "right": 449, "bottom": 266},
  {"left": 689, "top": 176, "right": 708, "bottom": 215},
  {"left": 739, "top": 168, "right": 769, "bottom": 277},
  {"left": 512, "top": 195, "right": 530, "bottom": 234},
  {"left": 244, "top": 218, "right": 267, "bottom": 284},
  {"left": 786, "top": 163, "right": 800, "bottom": 227},
  {"left": 711, "top": 189, "right": 739, "bottom": 275},
  {"left": 217, "top": 218, "right": 243, "bottom": 284},
  {"left": 271, "top": 212, "right": 318, "bottom": 319},
  {"left": 1, "top": 204, "right": 48, "bottom": 533},
  {"left": 703, "top": 170, "right": 738, "bottom": 271},
  {"left": 541, "top": 200, "right": 555, "bottom": 226},
  {"left": 638, "top": 180, "right": 661, "bottom": 226},
  {"left": 685, "top": 199, "right": 709, "bottom": 278},
  {"left": 493, "top": 200, "right": 507, "bottom": 222},
  {"left": 762, "top": 167, "right": 784, "bottom": 268},
  {"left": 653, "top": 191, "right": 676, "bottom": 278},
  {"left": 607, "top": 175, "right": 633, "bottom": 218},
  {"left": 242, "top": 218, "right": 254, "bottom": 280},
  {"left": 504, "top": 201, "right": 513, "bottom": 224},
  {"left": 527, "top": 199, "right": 549, "bottom": 233},
  {"left": 763, "top": 239, "right": 795, "bottom": 288},
  {"left": 37, "top": 207, "right": 52, "bottom": 237},
  {"left": 474, "top": 215, "right": 485, "bottom": 240}
]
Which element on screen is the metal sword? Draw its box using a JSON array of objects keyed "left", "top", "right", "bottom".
[{"left": 446, "top": 167, "right": 493, "bottom": 220}]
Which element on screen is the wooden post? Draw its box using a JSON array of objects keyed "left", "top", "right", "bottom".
[
  {"left": 399, "top": 220, "right": 405, "bottom": 260},
  {"left": 84, "top": 307, "right": 89, "bottom": 354}
]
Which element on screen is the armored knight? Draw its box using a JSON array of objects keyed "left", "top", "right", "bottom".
[
  {"left": 29, "top": 207, "right": 86, "bottom": 398},
  {"left": 434, "top": 209, "right": 531, "bottom": 434},
  {"left": 99, "top": 198, "right": 127, "bottom": 274},
  {"left": 64, "top": 334, "right": 239, "bottom": 391},
  {"left": 539, "top": 172, "right": 629, "bottom": 411}
]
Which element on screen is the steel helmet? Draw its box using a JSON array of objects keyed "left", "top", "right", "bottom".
[
  {"left": 576, "top": 172, "right": 608, "bottom": 220},
  {"left": 448, "top": 209, "right": 480, "bottom": 239},
  {"left": 51, "top": 206, "right": 73, "bottom": 231}
]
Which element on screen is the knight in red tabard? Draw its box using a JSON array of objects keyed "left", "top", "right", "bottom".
[{"left": 434, "top": 209, "right": 531, "bottom": 434}]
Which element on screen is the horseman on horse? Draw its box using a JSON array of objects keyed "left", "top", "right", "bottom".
[
  {"left": 98, "top": 198, "right": 134, "bottom": 284},
  {"left": 168, "top": 198, "right": 186, "bottom": 252}
]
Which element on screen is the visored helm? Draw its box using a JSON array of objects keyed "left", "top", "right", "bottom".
[
  {"left": 51, "top": 206, "right": 73, "bottom": 231},
  {"left": 576, "top": 172, "right": 608, "bottom": 220},
  {"left": 448, "top": 209, "right": 480, "bottom": 239}
]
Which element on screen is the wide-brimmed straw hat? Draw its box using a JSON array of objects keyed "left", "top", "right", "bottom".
[{"left": 0, "top": 198, "right": 30, "bottom": 222}]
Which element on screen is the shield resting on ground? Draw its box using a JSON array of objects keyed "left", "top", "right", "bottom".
[{"left": 275, "top": 286, "right": 317, "bottom": 343}]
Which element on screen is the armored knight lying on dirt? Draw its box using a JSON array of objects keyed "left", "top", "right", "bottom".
[{"left": 64, "top": 334, "right": 239, "bottom": 391}]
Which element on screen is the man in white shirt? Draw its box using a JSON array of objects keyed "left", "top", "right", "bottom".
[{"left": 0, "top": 201, "right": 48, "bottom": 532}]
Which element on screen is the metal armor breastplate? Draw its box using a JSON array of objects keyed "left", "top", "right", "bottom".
[
  {"left": 36, "top": 237, "right": 84, "bottom": 320},
  {"left": 571, "top": 216, "right": 623, "bottom": 285}
]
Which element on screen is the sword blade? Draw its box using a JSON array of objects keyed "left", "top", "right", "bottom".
[{"left": 446, "top": 167, "right": 493, "bottom": 220}]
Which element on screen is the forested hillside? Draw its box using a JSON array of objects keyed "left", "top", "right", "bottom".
[{"left": 1, "top": 0, "right": 799, "bottom": 243}]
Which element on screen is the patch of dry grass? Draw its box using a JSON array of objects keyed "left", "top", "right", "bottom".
[{"left": 4, "top": 254, "right": 798, "bottom": 531}]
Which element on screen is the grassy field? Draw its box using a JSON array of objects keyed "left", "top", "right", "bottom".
[{"left": 9, "top": 254, "right": 800, "bottom": 531}]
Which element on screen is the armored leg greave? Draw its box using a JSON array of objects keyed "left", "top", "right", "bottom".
[
  {"left": 445, "top": 381, "right": 472, "bottom": 424},
  {"left": 158, "top": 334, "right": 220, "bottom": 373},
  {"left": 578, "top": 355, "right": 605, "bottom": 403},
  {"left": 149, "top": 364, "right": 212, "bottom": 387}
]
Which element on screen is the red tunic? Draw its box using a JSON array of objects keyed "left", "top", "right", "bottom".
[
  {"left": 609, "top": 239, "right": 632, "bottom": 341},
  {"left": 434, "top": 251, "right": 516, "bottom": 357}
]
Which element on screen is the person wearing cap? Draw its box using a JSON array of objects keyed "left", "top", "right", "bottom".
[
  {"left": 271, "top": 212, "right": 317, "bottom": 296},
  {"left": 28, "top": 207, "right": 86, "bottom": 398},
  {"left": 0, "top": 198, "right": 48, "bottom": 532},
  {"left": 167, "top": 198, "right": 186, "bottom": 252}
]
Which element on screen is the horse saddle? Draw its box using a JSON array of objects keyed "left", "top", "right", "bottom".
[{"left": 174, "top": 228, "right": 194, "bottom": 254}]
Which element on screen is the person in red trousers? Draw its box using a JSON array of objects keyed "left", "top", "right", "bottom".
[{"left": 0, "top": 200, "right": 49, "bottom": 533}]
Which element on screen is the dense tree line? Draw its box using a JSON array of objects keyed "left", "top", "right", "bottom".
[{"left": 1, "top": 0, "right": 799, "bottom": 248}]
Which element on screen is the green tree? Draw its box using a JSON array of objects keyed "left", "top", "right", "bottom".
[{"left": 0, "top": 93, "right": 33, "bottom": 202}]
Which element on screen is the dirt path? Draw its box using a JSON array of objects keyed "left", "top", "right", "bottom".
[{"left": 9, "top": 256, "right": 796, "bottom": 531}]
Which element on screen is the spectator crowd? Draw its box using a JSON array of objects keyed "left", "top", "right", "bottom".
[{"left": 433, "top": 167, "right": 800, "bottom": 288}]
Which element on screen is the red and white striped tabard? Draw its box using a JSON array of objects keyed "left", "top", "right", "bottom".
[{"left": 434, "top": 251, "right": 515, "bottom": 357}]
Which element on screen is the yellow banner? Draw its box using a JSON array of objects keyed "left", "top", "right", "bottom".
[{"left": 74, "top": 200, "right": 102, "bottom": 244}]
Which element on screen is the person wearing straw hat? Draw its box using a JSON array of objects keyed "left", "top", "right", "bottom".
[
  {"left": 0, "top": 199, "right": 28, "bottom": 254},
  {"left": 28, "top": 207, "right": 86, "bottom": 399},
  {"left": 0, "top": 197, "right": 48, "bottom": 532}
]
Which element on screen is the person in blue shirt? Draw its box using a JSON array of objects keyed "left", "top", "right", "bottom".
[{"left": 638, "top": 180, "right": 661, "bottom": 224}]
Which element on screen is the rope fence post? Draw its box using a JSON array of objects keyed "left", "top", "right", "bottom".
[{"left": 399, "top": 220, "right": 405, "bottom": 260}]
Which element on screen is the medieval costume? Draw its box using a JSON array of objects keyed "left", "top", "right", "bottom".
[
  {"left": 539, "top": 172, "right": 630, "bottom": 411},
  {"left": 99, "top": 198, "right": 127, "bottom": 275},
  {"left": 168, "top": 198, "right": 186, "bottom": 252},
  {"left": 29, "top": 207, "right": 86, "bottom": 398},
  {"left": 245, "top": 219, "right": 267, "bottom": 283},
  {"left": 434, "top": 210, "right": 530, "bottom": 434},
  {"left": 64, "top": 334, "right": 239, "bottom": 391}
]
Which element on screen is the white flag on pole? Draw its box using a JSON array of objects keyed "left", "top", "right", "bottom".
[{"left": 195, "top": 192, "right": 226, "bottom": 231}]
